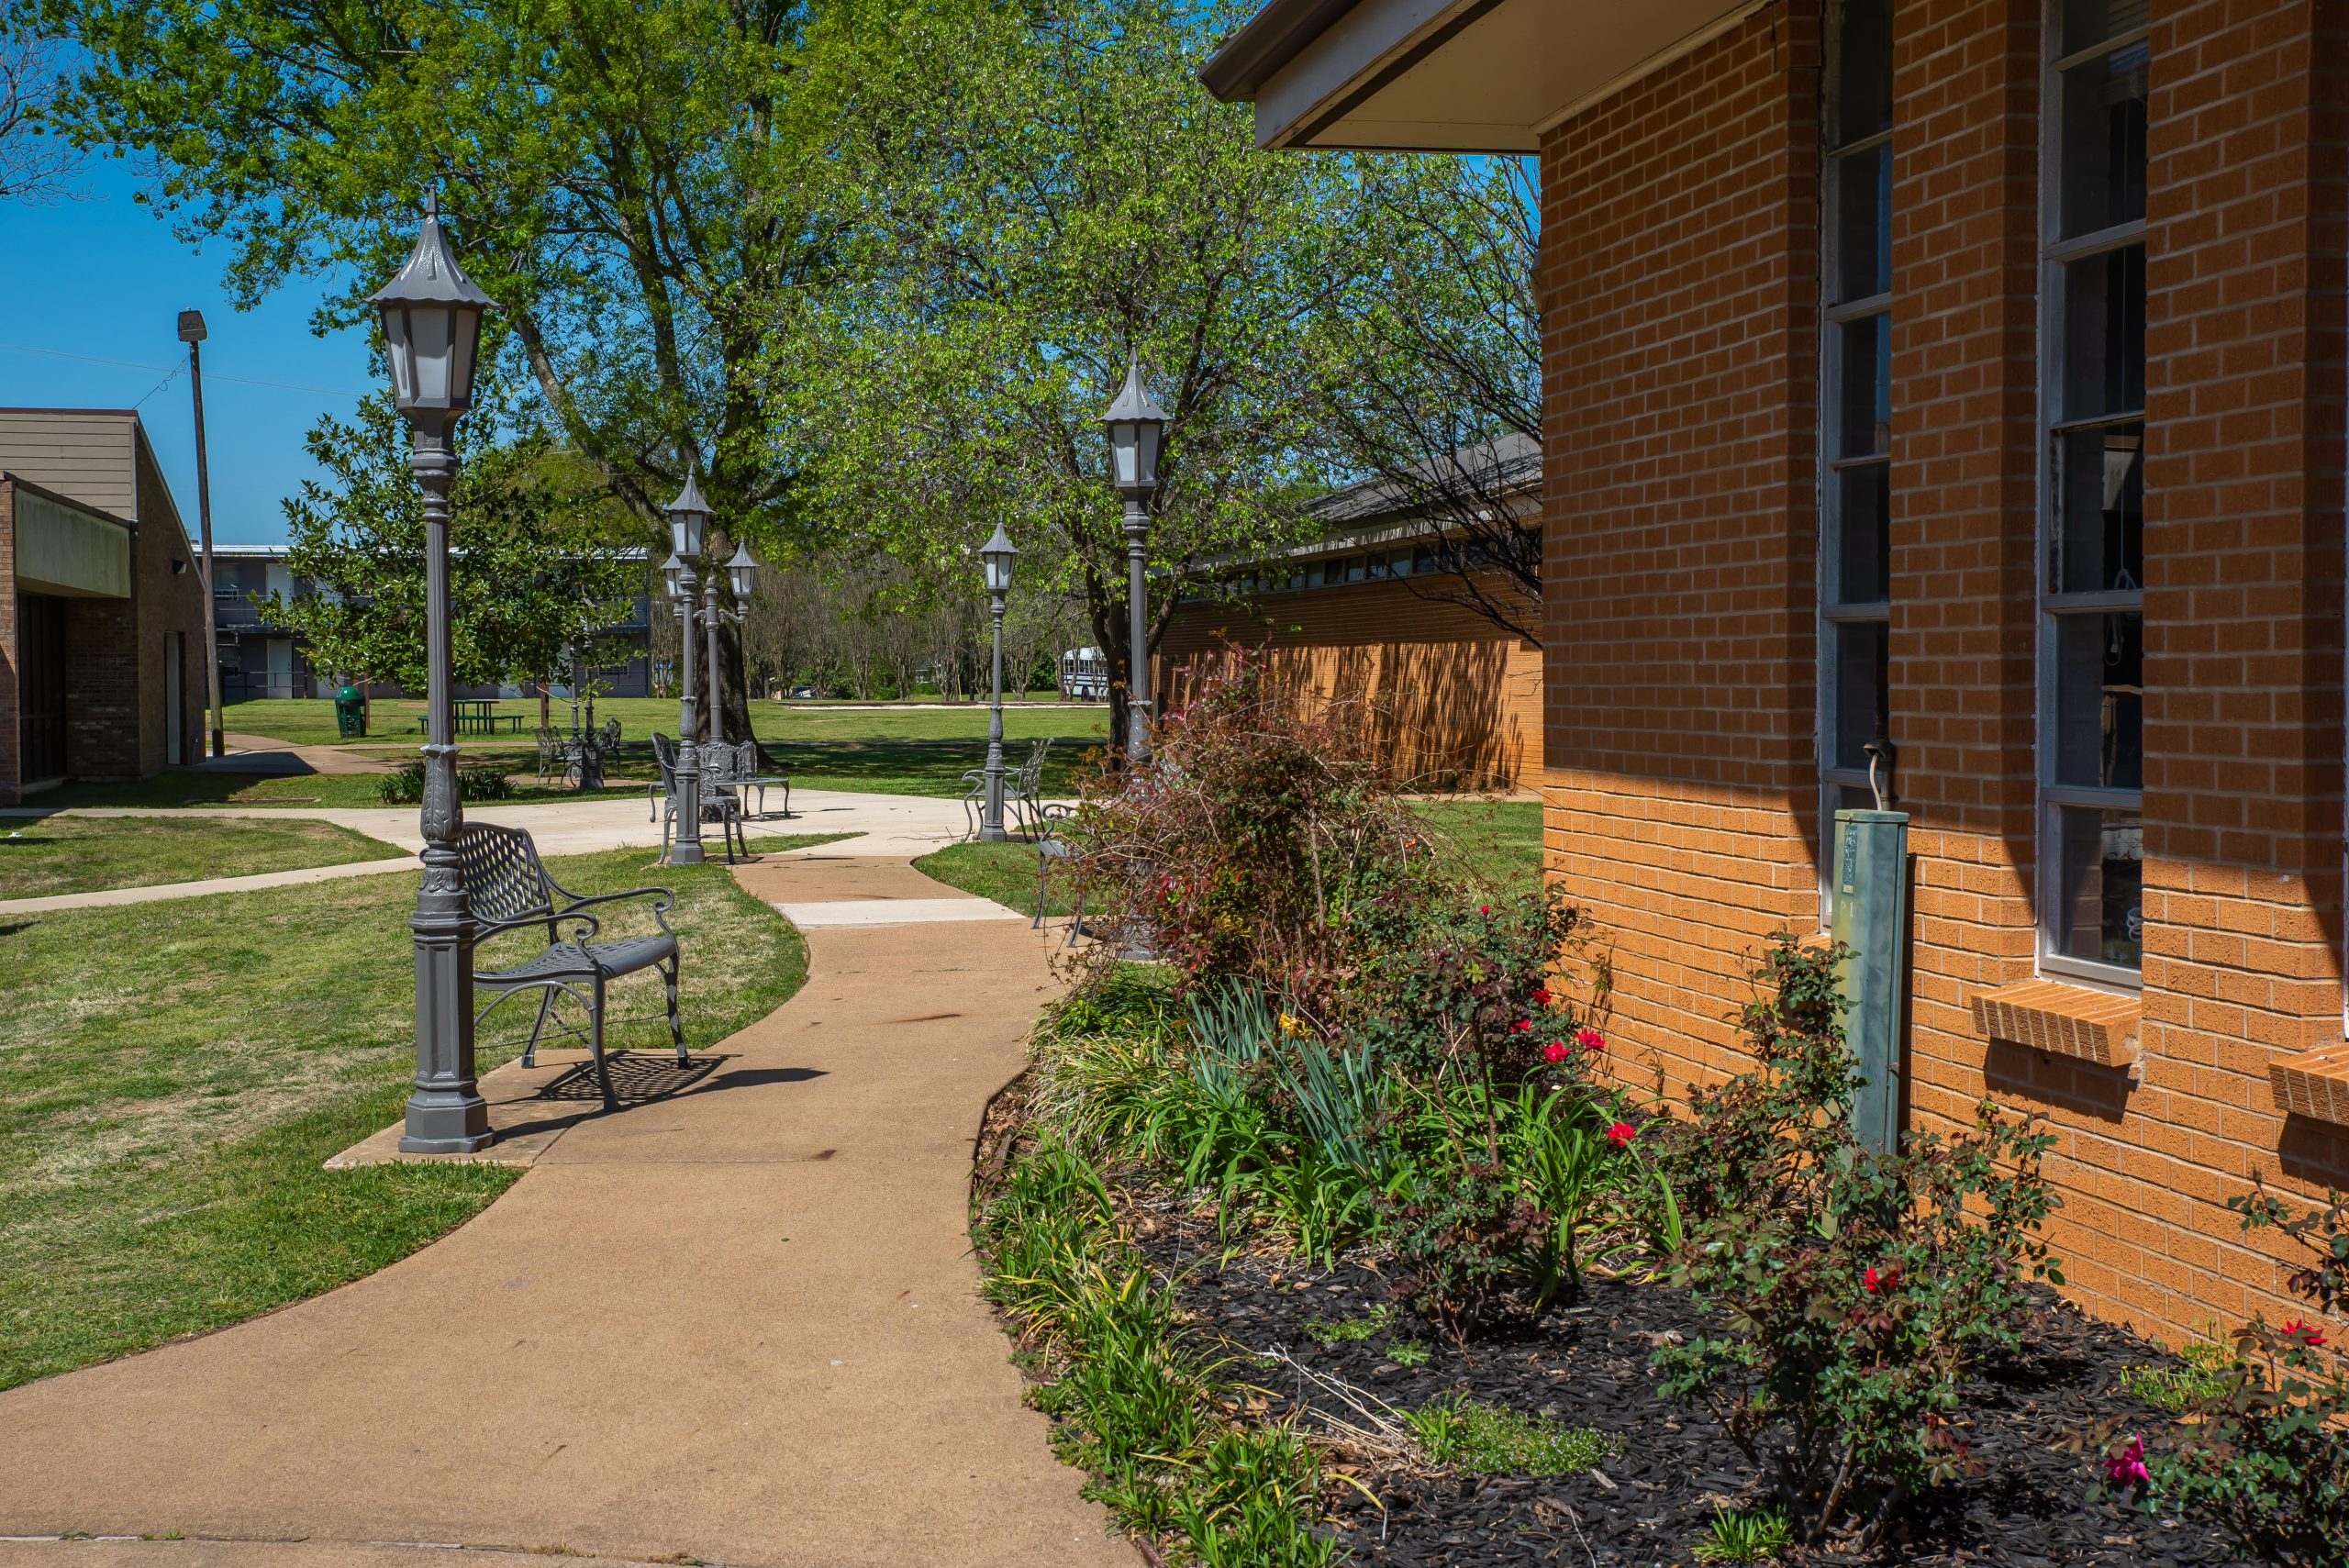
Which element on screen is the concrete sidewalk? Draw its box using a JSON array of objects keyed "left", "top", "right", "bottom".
[{"left": 0, "top": 854, "right": 1123, "bottom": 1568}]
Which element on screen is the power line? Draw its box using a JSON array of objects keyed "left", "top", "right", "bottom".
[{"left": 0, "top": 339, "right": 365, "bottom": 399}]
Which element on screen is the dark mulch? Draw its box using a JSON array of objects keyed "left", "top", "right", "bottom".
[{"left": 1120, "top": 1190, "right": 2259, "bottom": 1568}]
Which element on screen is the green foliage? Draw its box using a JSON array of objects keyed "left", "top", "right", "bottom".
[
  {"left": 1386, "top": 1340, "right": 1430, "bottom": 1369},
  {"left": 262, "top": 400, "right": 645, "bottom": 695},
  {"left": 1648, "top": 935, "right": 2062, "bottom": 1550},
  {"left": 1693, "top": 1507, "right": 1793, "bottom": 1564},
  {"left": 2117, "top": 1337, "right": 2234, "bottom": 1415},
  {"left": 975, "top": 1140, "right": 1337, "bottom": 1566},
  {"left": 1403, "top": 1395, "right": 1612, "bottom": 1477},
  {"left": 374, "top": 758, "right": 516, "bottom": 806},
  {"left": 2100, "top": 1182, "right": 2349, "bottom": 1566},
  {"left": 1302, "top": 1304, "right": 1394, "bottom": 1345},
  {"left": 1063, "top": 658, "right": 1444, "bottom": 1008}
]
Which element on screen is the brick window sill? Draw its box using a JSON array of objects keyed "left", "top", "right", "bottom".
[
  {"left": 1971, "top": 980, "right": 2141, "bottom": 1071},
  {"left": 2270, "top": 1043, "right": 2349, "bottom": 1127}
]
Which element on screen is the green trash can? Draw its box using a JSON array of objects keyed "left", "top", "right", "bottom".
[{"left": 334, "top": 685, "right": 367, "bottom": 740}]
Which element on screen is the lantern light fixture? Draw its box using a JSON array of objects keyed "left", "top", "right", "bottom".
[
  {"left": 666, "top": 467, "right": 711, "bottom": 562},
  {"left": 367, "top": 193, "right": 494, "bottom": 419},
  {"left": 979, "top": 524, "right": 1019, "bottom": 596},
  {"left": 726, "top": 540, "right": 758, "bottom": 602},
  {"left": 1100, "top": 357, "right": 1167, "bottom": 497}
]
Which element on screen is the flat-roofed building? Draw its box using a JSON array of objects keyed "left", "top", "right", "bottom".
[{"left": 0, "top": 409, "right": 207, "bottom": 802}]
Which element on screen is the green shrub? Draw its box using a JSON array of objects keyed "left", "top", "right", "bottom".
[
  {"left": 2096, "top": 1182, "right": 2349, "bottom": 1565},
  {"left": 1648, "top": 935, "right": 2061, "bottom": 1551},
  {"left": 374, "top": 758, "right": 514, "bottom": 805},
  {"left": 1694, "top": 1507, "right": 1792, "bottom": 1564},
  {"left": 1403, "top": 1394, "right": 1612, "bottom": 1476},
  {"left": 974, "top": 1138, "right": 1339, "bottom": 1566}
]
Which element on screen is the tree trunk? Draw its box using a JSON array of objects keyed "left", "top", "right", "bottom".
[{"left": 718, "top": 620, "right": 753, "bottom": 742}]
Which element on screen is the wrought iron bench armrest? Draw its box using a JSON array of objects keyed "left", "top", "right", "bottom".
[{"left": 549, "top": 884, "right": 679, "bottom": 940}]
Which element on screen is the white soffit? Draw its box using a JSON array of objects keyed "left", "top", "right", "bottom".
[{"left": 1250, "top": 0, "right": 1765, "bottom": 152}]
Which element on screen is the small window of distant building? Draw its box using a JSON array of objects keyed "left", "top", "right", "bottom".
[
  {"left": 1305, "top": 561, "right": 1327, "bottom": 589},
  {"left": 2038, "top": 0, "right": 2148, "bottom": 984},
  {"left": 1343, "top": 556, "right": 1366, "bottom": 584},
  {"left": 1818, "top": 0, "right": 1894, "bottom": 924}
]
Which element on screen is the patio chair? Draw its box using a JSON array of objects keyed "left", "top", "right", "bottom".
[
  {"left": 724, "top": 740, "right": 791, "bottom": 819},
  {"left": 651, "top": 731, "right": 749, "bottom": 862},
  {"left": 457, "top": 821, "right": 685, "bottom": 1113},
  {"left": 533, "top": 727, "right": 562, "bottom": 787},
  {"left": 961, "top": 737, "right": 1052, "bottom": 840}
]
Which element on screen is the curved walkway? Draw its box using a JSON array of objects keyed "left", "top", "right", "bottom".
[{"left": 0, "top": 850, "right": 1125, "bottom": 1568}]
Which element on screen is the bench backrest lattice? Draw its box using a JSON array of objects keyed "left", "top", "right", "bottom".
[
  {"left": 456, "top": 822, "right": 557, "bottom": 932},
  {"left": 651, "top": 732, "right": 677, "bottom": 790}
]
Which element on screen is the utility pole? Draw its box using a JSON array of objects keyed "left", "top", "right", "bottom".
[{"left": 177, "top": 310, "right": 224, "bottom": 759}]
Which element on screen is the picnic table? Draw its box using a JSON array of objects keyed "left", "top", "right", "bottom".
[{"left": 454, "top": 698, "right": 524, "bottom": 735}]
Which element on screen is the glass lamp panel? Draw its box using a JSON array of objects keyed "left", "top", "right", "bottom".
[
  {"left": 1831, "top": 619, "right": 1890, "bottom": 772},
  {"left": 1107, "top": 424, "right": 1140, "bottom": 490},
  {"left": 2054, "top": 804, "right": 2143, "bottom": 967},
  {"left": 2058, "top": 41, "right": 2147, "bottom": 239},
  {"left": 408, "top": 304, "right": 455, "bottom": 407},
  {"left": 2050, "top": 421, "right": 2143, "bottom": 594},
  {"left": 2051, "top": 611, "right": 2143, "bottom": 790},
  {"left": 669, "top": 509, "right": 706, "bottom": 561},
  {"left": 447, "top": 305, "right": 483, "bottom": 412},
  {"left": 377, "top": 304, "right": 417, "bottom": 405},
  {"left": 1132, "top": 421, "right": 1162, "bottom": 488}
]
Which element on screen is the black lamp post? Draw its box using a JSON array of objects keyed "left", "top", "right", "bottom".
[
  {"left": 373, "top": 195, "right": 497, "bottom": 1155},
  {"left": 662, "top": 470, "right": 712, "bottom": 865},
  {"left": 978, "top": 524, "right": 1019, "bottom": 841},
  {"left": 1100, "top": 360, "right": 1166, "bottom": 765}
]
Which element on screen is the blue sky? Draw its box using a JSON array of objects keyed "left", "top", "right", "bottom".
[{"left": 0, "top": 153, "right": 374, "bottom": 547}]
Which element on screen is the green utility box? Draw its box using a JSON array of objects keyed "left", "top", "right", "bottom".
[
  {"left": 1829, "top": 808, "right": 1910, "bottom": 1152},
  {"left": 334, "top": 685, "right": 368, "bottom": 740}
]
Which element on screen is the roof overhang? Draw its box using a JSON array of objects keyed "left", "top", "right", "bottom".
[{"left": 1201, "top": 0, "right": 1766, "bottom": 151}]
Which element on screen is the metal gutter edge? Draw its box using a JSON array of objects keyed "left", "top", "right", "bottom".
[{"left": 1200, "top": 0, "right": 1363, "bottom": 101}]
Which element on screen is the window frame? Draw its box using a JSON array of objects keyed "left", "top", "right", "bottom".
[
  {"left": 2034, "top": 0, "right": 2150, "bottom": 989},
  {"left": 1816, "top": 0, "right": 1895, "bottom": 924}
]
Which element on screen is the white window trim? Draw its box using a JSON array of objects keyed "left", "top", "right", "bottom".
[
  {"left": 1816, "top": 0, "right": 1893, "bottom": 925},
  {"left": 2034, "top": 0, "right": 2146, "bottom": 992}
]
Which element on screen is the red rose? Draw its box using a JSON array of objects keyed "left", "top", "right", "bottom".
[
  {"left": 1606, "top": 1121, "right": 1635, "bottom": 1147},
  {"left": 1531, "top": 986, "right": 1553, "bottom": 1005},
  {"left": 1542, "top": 1042, "right": 1568, "bottom": 1063},
  {"left": 2286, "top": 1318, "right": 2329, "bottom": 1349},
  {"left": 1510, "top": 1018, "right": 1532, "bottom": 1033},
  {"left": 1575, "top": 1028, "right": 1606, "bottom": 1053}
]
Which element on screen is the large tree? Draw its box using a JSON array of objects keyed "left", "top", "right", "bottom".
[
  {"left": 260, "top": 397, "right": 645, "bottom": 700},
  {"left": 0, "top": 34, "right": 82, "bottom": 201},
  {"left": 1321, "top": 156, "right": 1543, "bottom": 642},
  {"left": 796, "top": 0, "right": 1380, "bottom": 753},
  {"left": 37, "top": 0, "right": 846, "bottom": 734}
]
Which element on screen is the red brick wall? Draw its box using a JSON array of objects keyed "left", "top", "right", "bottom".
[
  {"left": 1158, "top": 575, "right": 1542, "bottom": 787},
  {"left": 1538, "top": 2, "right": 1823, "bottom": 1088},
  {"left": 132, "top": 430, "right": 205, "bottom": 772},
  {"left": 1539, "top": 0, "right": 2349, "bottom": 1347}
]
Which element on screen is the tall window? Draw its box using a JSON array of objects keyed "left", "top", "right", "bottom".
[
  {"left": 2040, "top": 0, "right": 2147, "bottom": 980},
  {"left": 1820, "top": 0, "right": 1893, "bottom": 906}
]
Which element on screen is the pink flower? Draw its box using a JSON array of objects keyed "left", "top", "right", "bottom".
[
  {"left": 2106, "top": 1436, "right": 2149, "bottom": 1486},
  {"left": 2285, "top": 1318, "right": 2329, "bottom": 1349},
  {"left": 1542, "top": 1042, "right": 1569, "bottom": 1063},
  {"left": 1576, "top": 1028, "right": 1607, "bottom": 1054},
  {"left": 1531, "top": 986, "right": 1553, "bottom": 1005},
  {"left": 1478, "top": 905, "right": 1490, "bottom": 916},
  {"left": 1510, "top": 1018, "right": 1533, "bottom": 1033},
  {"left": 1606, "top": 1121, "right": 1636, "bottom": 1148}
]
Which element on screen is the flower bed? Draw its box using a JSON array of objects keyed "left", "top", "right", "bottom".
[{"left": 982, "top": 664, "right": 2341, "bottom": 1564}]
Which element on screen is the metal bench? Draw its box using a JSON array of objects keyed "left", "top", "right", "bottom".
[
  {"left": 1033, "top": 803, "right": 1086, "bottom": 946},
  {"left": 456, "top": 821, "right": 686, "bottom": 1112}
]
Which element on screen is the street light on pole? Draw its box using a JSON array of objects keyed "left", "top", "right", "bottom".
[
  {"left": 371, "top": 195, "right": 496, "bottom": 1155},
  {"left": 1100, "top": 359, "right": 1166, "bottom": 766},
  {"left": 663, "top": 470, "right": 713, "bottom": 866},
  {"left": 977, "top": 524, "right": 1019, "bottom": 842},
  {"left": 176, "top": 309, "right": 224, "bottom": 760}
]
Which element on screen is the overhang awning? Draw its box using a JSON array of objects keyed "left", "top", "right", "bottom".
[
  {"left": 13, "top": 484, "right": 130, "bottom": 598},
  {"left": 1200, "top": 0, "right": 1764, "bottom": 152}
]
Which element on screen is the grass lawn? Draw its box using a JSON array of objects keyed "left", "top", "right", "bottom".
[
  {"left": 29, "top": 768, "right": 655, "bottom": 812},
  {"left": 912, "top": 797, "right": 1543, "bottom": 917},
  {"left": 0, "top": 816, "right": 402, "bottom": 898},
  {"left": 0, "top": 836, "right": 831, "bottom": 1392}
]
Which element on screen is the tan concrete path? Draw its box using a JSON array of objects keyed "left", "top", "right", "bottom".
[
  {"left": 0, "top": 855, "right": 1124, "bottom": 1568},
  {"left": 217, "top": 732, "right": 400, "bottom": 774}
]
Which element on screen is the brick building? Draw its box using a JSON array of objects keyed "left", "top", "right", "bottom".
[
  {"left": 1207, "top": 0, "right": 2346, "bottom": 1347},
  {"left": 0, "top": 410, "right": 208, "bottom": 803},
  {"left": 1156, "top": 436, "right": 1543, "bottom": 788}
]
